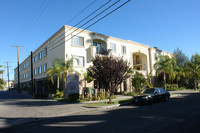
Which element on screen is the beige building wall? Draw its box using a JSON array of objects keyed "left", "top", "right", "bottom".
[{"left": 14, "top": 25, "right": 173, "bottom": 94}]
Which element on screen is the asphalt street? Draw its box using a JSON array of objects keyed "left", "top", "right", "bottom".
[{"left": 0, "top": 91, "right": 200, "bottom": 133}]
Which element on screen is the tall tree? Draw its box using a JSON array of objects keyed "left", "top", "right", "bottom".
[
  {"left": 173, "top": 48, "right": 188, "bottom": 68},
  {"left": 185, "top": 53, "right": 200, "bottom": 90},
  {"left": 88, "top": 55, "right": 133, "bottom": 103},
  {"left": 154, "top": 55, "right": 171, "bottom": 90},
  {"left": 59, "top": 55, "right": 78, "bottom": 98},
  {"left": 47, "top": 59, "right": 62, "bottom": 91},
  {"left": 175, "top": 67, "right": 185, "bottom": 88},
  {"left": 168, "top": 57, "right": 178, "bottom": 84}
]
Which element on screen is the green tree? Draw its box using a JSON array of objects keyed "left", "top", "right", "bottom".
[
  {"left": 88, "top": 55, "right": 133, "bottom": 103},
  {"left": 168, "top": 57, "right": 178, "bottom": 84},
  {"left": 47, "top": 59, "right": 62, "bottom": 91},
  {"left": 81, "top": 70, "right": 93, "bottom": 88},
  {"left": 132, "top": 71, "right": 147, "bottom": 93},
  {"left": 146, "top": 70, "right": 153, "bottom": 86},
  {"left": 185, "top": 53, "right": 200, "bottom": 90},
  {"left": 154, "top": 55, "right": 171, "bottom": 90},
  {"left": 0, "top": 65, "right": 5, "bottom": 90},
  {"left": 175, "top": 67, "right": 185, "bottom": 88},
  {"left": 173, "top": 48, "right": 188, "bottom": 68},
  {"left": 59, "top": 55, "right": 78, "bottom": 97}
]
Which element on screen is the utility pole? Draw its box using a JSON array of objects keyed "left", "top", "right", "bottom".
[
  {"left": 4, "top": 62, "right": 11, "bottom": 90},
  {"left": 31, "top": 51, "right": 34, "bottom": 96},
  {"left": 12, "top": 45, "right": 24, "bottom": 93}
]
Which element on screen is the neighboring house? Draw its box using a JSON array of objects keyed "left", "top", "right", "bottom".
[
  {"left": 14, "top": 25, "right": 172, "bottom": 94},
  {"left": 4, "top": 80, "right": 13, "bottom": 90}
]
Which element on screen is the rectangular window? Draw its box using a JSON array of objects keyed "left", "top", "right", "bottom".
[
  {"left": 154, "top": 53, "right": 157, "bottom": 59},
  {"left": 24, "top": 64, "right": 26, "bottom": 69},
  {"left": 44, "top": 48, "right": 47, "bottom": 57},
  {"left": 43, "top": 63, "right": 47, "bottom": 73},
  {"left": 73, "top": 36, "right": 84, "bottom": 46},
  {"left": 34, "top": 55, "right": 37, "bottom": 62},
  {"left": 38, "top": 52, "right": 42, "bottom": 60},
  {"left": 122, "top": 46, "right": 126, "bottom": 54},
  {"left": 34, "top": 68, "right": 37, "bottom": 75},
  {"left": 73, "top": 56, "right": 84, "bottom": 67},
  {"left": 93, "top": 42, "right": 102, "bottom": 54},
  {"left": 38, "top": 66, "right": 42, "bottom": 74},
  {"left": 111, "top": 43, "right": 116, "bottom": 52}
]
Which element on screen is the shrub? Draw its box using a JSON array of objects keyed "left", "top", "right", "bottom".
[
  {"left": 79, "top": 95, "right": 84, "bottom": 100},
  {"left": 166, "top": 84, "right": 178, "bottom": 91},
  {"left": 179, "top": 86, "right": 187, "bottom": 90},
  {"left": 92, "top": 96, "right": 98, "bottom": 101},
  {"left": 54, "top": 90, "right": 64, "bottom": 98},
  {"left": 68, "top": 93, "right": 79, "bottom": 102}
]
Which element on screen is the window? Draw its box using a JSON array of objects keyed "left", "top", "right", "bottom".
[
  {"left": 34, "top": 55, "right": 37, "bottom": 62},
  {"left": 73, "top": 36, "right": 84, "bottom": 46},
  {"left": 38, "top": 66, "right": 42, "bottom": 74},
  {"left": 24, "top": 64, "right": 26, "bottom": 69},
  {"left": 38, "top": 52, "right": 42, "bottom": 60},
  {"left": 122, "top": 46, "right": 126, "bottom": 54},
  {"left": 111, "top": 43, "right": 116, "bottom": 52},
  {"left": 154, "top": 53, "right": 157, "bottom": 59},
  {"left": 28, "top": 60, "right": 31, "bottom": 67},
  {"left": 34, "top": 68, "right": 37, "bottom": 75},
  {"left": 26, "top": 62, "right": 28, "bottom": 68},
  {"left": 93, "top": 42, "right": 102, "bottom": 53},
  {"left": 44, "top": 48, "right": 47, "bottom": 57},
  {"left": 73, "top": 56, "right": 84, "bottom": 67},
  {"left": 43, "top": 63, "right": 47, "bottom": 73}
]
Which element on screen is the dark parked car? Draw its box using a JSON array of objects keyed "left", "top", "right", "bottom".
[{"left": 133, "top": 88, "right": 170, "bottom": 105}]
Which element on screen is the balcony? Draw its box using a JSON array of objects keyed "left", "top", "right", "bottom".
[{"left": 133, "top": 59, "right": 142, "bottom": 66}]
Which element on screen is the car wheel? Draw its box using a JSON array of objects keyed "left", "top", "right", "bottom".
[{"left": 165, "top": 95, "right": 169, "bottom": 102}]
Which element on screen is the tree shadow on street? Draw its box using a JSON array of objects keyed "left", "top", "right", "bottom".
[{"left": 0, "top": 92, "right": 200, "bottom": 133}]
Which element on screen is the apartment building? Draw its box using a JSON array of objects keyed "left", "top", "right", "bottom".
[{"left": 14, "top": 25, "right": 172, "bottom": 94}]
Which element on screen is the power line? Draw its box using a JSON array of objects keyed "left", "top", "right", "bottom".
[
  {"left": 19, "top": 0, "right": 131, "bottom": 68},
  {"left": 47, "top": 0, "right": 131, "bottom": 54},
  {"left": 29, "top": 0, "right": 100, "bottom": 57},
  {"left": 45, "top": 0, "right": 121, "bottom": 53},
  {"left": 42, "top": 0, "right": 113, "bottom": 55},
  {"left": 65, "top": 0, "right": 97, "bottom": 24}
]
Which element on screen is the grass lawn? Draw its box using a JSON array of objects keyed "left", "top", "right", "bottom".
[{"left": 83, "top": 98, "right": 132, "bottom": 108}]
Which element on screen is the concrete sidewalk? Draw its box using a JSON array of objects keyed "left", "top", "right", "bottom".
[{"left": 0, "top": 91, "right": 132, "bottom": 129}]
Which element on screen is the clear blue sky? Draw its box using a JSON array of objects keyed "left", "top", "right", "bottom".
[{"left": 0, "top": 0, "right": 200, "bottom": 80}]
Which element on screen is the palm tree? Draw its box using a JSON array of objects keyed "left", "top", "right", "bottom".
[
  {"left": 185, "top": 54, "right": 200, "bottom": 90},
  {"left": 168, "top": 57, "right": 178, "bottom": 84},
  {"left": 81, "top": 70, "right": 93, "bottom": 88},
  {"left": 146, "top": 70, "right": 153, "bottom": 86},
  {"left": 47, "top": 59, "right": 62, "bottom": 91},
  {"left": 60, "top": 55, "right": 78, "bottom": 97},
  {"left": 154, "top": 55, "right": 171, "bottom": 90}
]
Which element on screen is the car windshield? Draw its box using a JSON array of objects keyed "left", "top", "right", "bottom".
[{"left": 142, "top": 88, "right": 155, "bottom": 94}]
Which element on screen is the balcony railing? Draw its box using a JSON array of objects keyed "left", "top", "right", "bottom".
[{"left": 133, "top": 59, "right": 142, "bottom": 65}]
